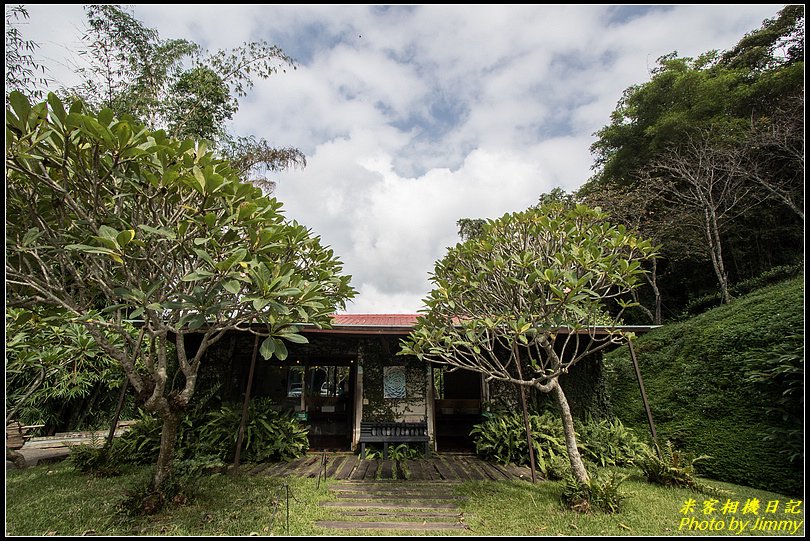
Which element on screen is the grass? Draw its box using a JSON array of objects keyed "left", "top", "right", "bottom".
[{"left": 5, "top": 463, "right": 804, "bottom": 536}]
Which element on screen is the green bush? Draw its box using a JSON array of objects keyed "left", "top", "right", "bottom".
[
  {"left": 575, "top": 417, "right": 650, "bottom": 468},
  {"left": 195, "top": 398, "right": 309, "bottom": 462},
  {"left": 605, "top": 277, "right": 804, "bottom": 494},
  {"left": 111, "top": 398, "right": 308, "bottom": 467},
  {"left": 635, "top": 441, "right": 727, "bottom": 497},
  {"left": 471, "top": 409, "right": 652, "bottom": 480},
  {"left": 561, "top": 470, "right": 629, "bottom": 514},
  {"left": 471, "top": 411, "right": 567, "bottom": 479},
  {"left": 361, "top": 443, "right": 423, "bottom": 460},
  {"left": 68, "top": 442, "right": 124, "bottom": 477}
]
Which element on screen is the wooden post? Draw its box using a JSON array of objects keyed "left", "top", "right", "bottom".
[
  {"left": 514, "top": 346, "right": 537, "bottom": 484},
  {"left": 425, "top": 364, "right": 437, "bottom": 454},
  {"left": 106, "top": 377, "right": 129, "bottom": 448},
  {"left": 628, "top": 339, "right": 661, "bottom": 457},
  {"left": 233, "top": 334, "right": 260, "bottom": 473}
]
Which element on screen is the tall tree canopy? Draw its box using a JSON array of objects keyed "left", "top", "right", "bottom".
[
  {"left": 6, "top": 92, "right": 355, "bottom": 490},
  {"left": 582, "top": 6, "right": 803, "bottom": 313},
  {"left": 55, "top": 5, "right": 306, "bottom": 189}
]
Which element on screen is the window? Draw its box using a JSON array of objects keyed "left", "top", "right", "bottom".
[{"left": 383, "top": 366, "right": 406, "bottom": 399}]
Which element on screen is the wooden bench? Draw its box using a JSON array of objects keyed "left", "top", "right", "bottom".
[
  {"left": 358, "top": 421, "right": 430, "bottom": 459},
  {"left": 6, "top": 421, "right": 44, "bottom": 450}
]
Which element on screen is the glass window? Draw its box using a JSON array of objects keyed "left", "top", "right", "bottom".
[{"left": 384, "top": 366, "right": 406, "bottom": 399}]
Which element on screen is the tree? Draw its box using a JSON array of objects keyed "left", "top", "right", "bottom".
[
  {"left": 60, "top": 5, "right": 304, "bottom": 188},
  {"left": 5, "top": 5, "right": 48, "bottom": 100},
  {"left": 456, "top": 218, "right": 486, "bottom": 241},
  {"left": 743, "top": 95, "right": 804, "bottom": 220},
  {"left": 401, "top": 203, "right": 656, "bottom": 488},
  {"left": 579, "top": 183, "right": 696, "bottom": 325},
  {"left": 584, "top": 7, "right": 803, "bottom": 312},
  {"left": 641, "top": 129, "right": 760, "bottom": 304},
  {"left": 6, "top": 92, "right": 355, "bottom": 492}
]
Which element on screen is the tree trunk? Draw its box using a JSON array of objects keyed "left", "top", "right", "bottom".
[
  {"left": 705, "top": 208, "right": 731, "bottom": 304},
  {"left": 552, "top": 380, "right": 589, "bottom": 486},
  {"left": 152, "top": 410, "right": 181, "bottom": 490},
  {"left": 649, "top": 258, "right": 662, "bottom": 325}
]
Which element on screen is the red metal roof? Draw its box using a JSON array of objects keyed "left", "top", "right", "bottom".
[{"left": 331, "top": 314, "right": 420, "bottom": 327}]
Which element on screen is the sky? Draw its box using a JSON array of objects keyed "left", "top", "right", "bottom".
[{"left": 18, "top": 4, "right": 785, "bottom": 313}]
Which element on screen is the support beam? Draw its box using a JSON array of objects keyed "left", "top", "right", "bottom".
[
  {"left": 627, "top": 339, "right": 661, "bottom": 457},
  {"left": 233, "top": 334, "right": 260, "bottom": 472}
]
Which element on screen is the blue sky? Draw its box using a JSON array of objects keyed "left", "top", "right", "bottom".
[{"left": 20, "top": 4, "right": 785, "bottom": 312}]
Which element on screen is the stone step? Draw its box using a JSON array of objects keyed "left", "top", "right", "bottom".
[
  {"left": 315, "top": 520, "right": 466, "bottom": 530},
  {"left": 341, "top": 511, "right": 461, "bottom": 519},
  {"left": 321, "top": 501, "right": 460, "bottom": 510},
  {"left": 334, "top": 492, "right": 462, "bottom": 500}
]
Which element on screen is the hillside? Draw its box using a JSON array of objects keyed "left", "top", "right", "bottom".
[{"left": 605, "top": 277, "right": 804, "bottom": 494}]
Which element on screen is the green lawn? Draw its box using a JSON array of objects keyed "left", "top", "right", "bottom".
[{"left": 5, "top": 463, "right": 804, "bottom": 536}]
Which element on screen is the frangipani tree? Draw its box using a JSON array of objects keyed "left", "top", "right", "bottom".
[
  {"left": 401, "top": 203, "right": 657, "bottom": 486},
  {"left": 6, "top": 92, "right": 355, "bottom": 490}
]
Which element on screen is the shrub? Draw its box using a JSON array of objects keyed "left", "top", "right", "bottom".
[
  {"left": 575, "top": 416, "right": 650, "bottom": 468},
  {"left": 561, "top": 470, "right": 629, "bottom": 514},
  {"left": 111, "top": 398, "right": 308, "bottom": 467},
  {"left": 361, "top": 443, "right": 422, "bottom": 460},
  {"left": 68, "top": 442, "right": 123, "bottom": 477},
  {"left": 195, "top": 398, "right": 309, "bottom": 462},
  {"left": 470, "top": 411, "right": 567, "bottom": 479},
  {"left": 636, "top": 441, "right": 727, "bottom": 496}
]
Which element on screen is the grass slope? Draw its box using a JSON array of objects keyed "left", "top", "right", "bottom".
[{"left": 605, "top": 277, "right": 804, "bottom": 495}]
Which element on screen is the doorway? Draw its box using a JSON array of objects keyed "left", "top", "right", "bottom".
[{"left": 432, "top": 366, "right": 482, "bottom": 452}]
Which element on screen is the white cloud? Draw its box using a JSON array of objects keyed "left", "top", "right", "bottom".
[{"left": 15, "top": 4, "right": 785, "bottom": 313}]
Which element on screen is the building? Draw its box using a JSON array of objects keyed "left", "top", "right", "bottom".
[{"left": 198, "top": 314, "right": 657, "bottom": 453}]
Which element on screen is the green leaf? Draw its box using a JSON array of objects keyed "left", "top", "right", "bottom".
[
  {"left": 223, "top": 280, "right": 241, "bottom": 294},
  {"left": 275, "top": 340, "right": 289, "bottom": 361},
  {"left": 9, "top": 91, "right": 31, "bottom": 123},
  {"left": 259, "top": 336, "right": 276, "bottom": 359},
  {"left": 181, "top": 269, "right": 214, "bottom": 281},
  {"left": 116, "top": 229, "right": 135, "bottom": 247},
  {"left": 216, "top": 248, "right": 248, "bottom": 272},
  {"left": 64, "top": 244, "right": 123, "bottom": 263},
  {"left": 252, "top": 297, "right": 269, "bottom": 311},
  {"left": 47, "top": 93, "right": 67, "bottom": 123},
  {"left": 21, "top": 227, "right": 40, "bottom": 247},
  {"left": 98, "top": 225, "right": 118, "bottom": 240},
  {"left": 192, "top": 166, "right": 206, "bottom": 193},
  {"left": 97, "top": 108, "right": 114, "bottom": 126},
  {"left": 281, "top": 333, "right": 308, "bottom": 344}
]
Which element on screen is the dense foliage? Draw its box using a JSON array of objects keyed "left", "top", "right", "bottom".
[
  {"left": 6, "top": 92, "right": 354, "bottom": 492},
  {"left": 581, "top": 6, "right": 804, "bottom": 317},
  {"left": 115, "top": 399, "right": 308, "bottom": 465},
  {"left": 69, "top": 397, "right": 308, "bottom": 478},
  {"left": 5, "top": 308, "right": 131, "bottom": 431},
  {"left": 634, "top": 441, "right": 723, "bottom": 496},
  {"left": 470, "top": 411, "right": 569, "bottom": 479},
  {"left": 470, "top": 411, "right": 650, "bottom": 478},
  {"left": 605, "top": 277, "right": 804, "bottom": 495},
  {"left": 561, "top": 470, "right": 629, "bottom": 514}
]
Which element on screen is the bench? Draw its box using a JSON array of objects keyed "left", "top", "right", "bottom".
[
  {"left": 358, "top": 421, "right": 430, "bottom": 459},
  {"left": 6, "top": 421, "right": 44, "bottom": 451}
]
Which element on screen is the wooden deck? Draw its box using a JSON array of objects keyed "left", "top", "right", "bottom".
[{"left": 244, "top": 453, "right": 533, "bottom": 482}]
